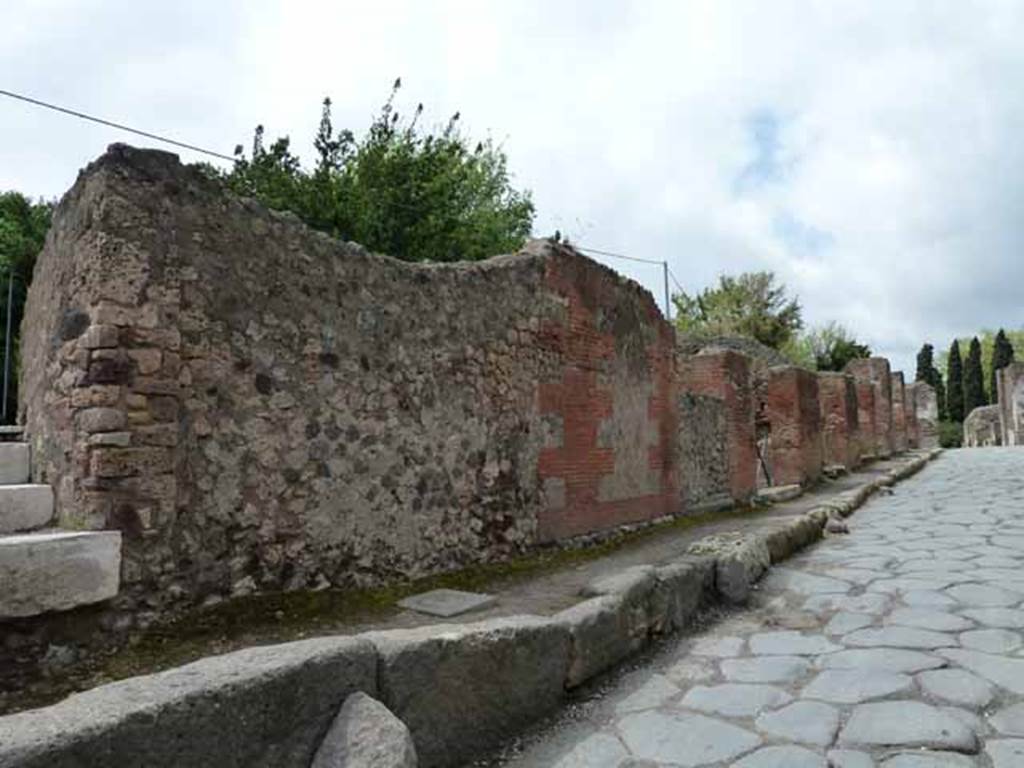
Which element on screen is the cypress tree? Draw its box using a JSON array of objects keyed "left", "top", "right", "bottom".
[
  {"left": 963, "top": 336, "right": 986, "bottom": 415},
  {"left": 948, "top": 340, "right": 964, "bottom": 422},
  {"left": 915, "top": 343, "right": 947, "bottom": 418},
  {"left": 991, "top": 329, "right": 1016, "bottom": 404}
]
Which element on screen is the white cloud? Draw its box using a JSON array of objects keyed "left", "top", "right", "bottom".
[{"left": 4, "top": 0, "right": 1024, "bottom": 373}]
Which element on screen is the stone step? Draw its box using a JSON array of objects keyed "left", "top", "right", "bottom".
[
  {"left": 0, "top": 442, "right": 30, "bottom": 484},
  {"left": 0, "top": 483, "right": 53, "bottom": 533},
  {"left": 0, "top": 530, "right": 122, "bottom": 618}
]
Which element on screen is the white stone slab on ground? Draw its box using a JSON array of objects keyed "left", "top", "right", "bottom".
[
  {"left": 398, "top": 588, "right": 496, "bottom": 617},
  {"left": 0, "top": 483, "right": 53, "bottom": 533},
  {"left": 0, "top": 530, "right": 121, "bottom": 617},
  {"left": 0, "top": 442, "right": 30, "bottom": 484}
]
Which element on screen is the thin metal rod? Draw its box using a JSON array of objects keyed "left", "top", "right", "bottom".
[
  {"left": 662, "top": 261, "right": 671, "bottom": 321},
  {"left": 3, "top": 272, "right": 13, "bottom": 423}
]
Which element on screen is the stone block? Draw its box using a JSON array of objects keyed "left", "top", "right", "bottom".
[
  {"left": 650, "top": 556, "right": 714, "bottom": 634},
  {"left": 556, "top": 596, "right": 635, "bottom": 688},
  {"left": 369, "top": 616, "right": 569, "bottom": 768},
  {"left": 81, "top": 323, "right": 120, "bottom": 349},
  {"left": 845, "top": 358, "right": 894, "bottom": 457},
  {"left": 311, "top": 692, "right": 417, "bottom": 768},
  {"left": 764, "top": 514, "right": 825, "bottom": 563},
  {"left": 755, "top": 484, "right": 802, "bottom": 504},
  {"left": 78, "top": 406, "right": 127, "bottom": 434},
  {"left": 128, "top": 348, "right": 162, "bottom": 375},
  {"left": 397, "top": 588, "right": 495, "bottom": 618},
  {"left": 0, "top": 634, "right": 376, "bottom": 768},
  {"left": 90, "top": 447, "right": 173, "bottom": 478},
  {"left": 818, "top": 372, "right": 860, "bottom": 470},
  {"left": 0, "top": 442, "right": 30, "bottom": 484},
  {"left": 0, "top": 484, "right": 54, "bottom": 534},
  {"left": 0, "top": 530, "right": 120, "bottom": 617},
  {"left": 689, "top": 533, "right": 771, "bottom": 604}
]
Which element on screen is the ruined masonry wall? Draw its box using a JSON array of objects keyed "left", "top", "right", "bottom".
[
  {"left": 997, "top": 363, "right": 1024, "bottom": 447},
  {"left": 676, "top": 350, "right": 757, "bottom": 504},
  {"left": 761, "top": 366, "right": 823, "bottom": 487},
  {"left": 818, "top": 372, "right": 860, "bottom": 469},
  {"left": 19, "top": 146, "right": 678, "bottom": 611}
]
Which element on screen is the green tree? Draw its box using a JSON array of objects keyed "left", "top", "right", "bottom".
[
  {"left": 804, "top": 322, "right": 871, "bottom": 371},
  {"left": 0, "top": 191, "right": 53, "bottom": 422},
  {"left": 991, "top": 328, "right": 1016, "bottom": 404},
  {"left": 963, "top": 336, "right": 987, "bottom": 414},
  {"left": 947, "top": 340, "right": 964, "bottom": 422},
  {"left": 226, "top": 81, "right": 534, "bottom": 263},
  {"left": 915, "top": 343, "right": 946, "bottom": 419},
  {"left": 673, "top": 271, "right": 803, "bottom": 349}
]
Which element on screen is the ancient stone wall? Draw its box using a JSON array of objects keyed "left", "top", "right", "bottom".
[
  {"left": 852, "top": 379, "right": 878, "bottom": 460},
  {"left": 676, "top": 350, "right": 757, "bottom": 503},
  {"left": 676, "top": 393, "right": 730, "bottom": 512},
  {"left": 760, "top": 366, "right": 823, "bottom": 487},
  {"left": 890, "top": 372, "right": 907, "bottom": 453},
  {"left": 910, "top": 382, "right": 939, "bottom": 449},
  {"left": 19, "top": 145, "right": 679, "bottom": 613},
  {"left": 997, "top": 362, "right": 1024, "bottom": 447},
  {"left": 818, "top": 372, "right": 860, "bottom": 470},
  {"left": 846, "top": 358, "right": 893, "bottom": 458},
  {"left": 904, "top": 382, "right": 920, "bottom": 448},
  {"left": 964, "top": 405, "right": 1003, "bottom": 447}
]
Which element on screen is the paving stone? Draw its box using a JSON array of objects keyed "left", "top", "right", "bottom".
[
  {"left": 679, "top": 683, "right": 793, "bottom": 717},
  {"left": 802, "top": 669, "right": 914, "bottom": 703},
  {"left": 690, "top": 635, "right": 745, "bottom": 657},
  {"left": 989, "top": 702, "right": 1024, "bottom": 736},
  {"left": 820, "top": 648, "right": 947, "bottom": 674},
  {"left": 732, "top": 745, "right": 826, "bottom": 767},
  {"left": 804, "top": 593, "right": 891, "bottom": 616},
  {"left": 945, "top": 584, "right": 1022, "bottom": 608},
  {"left": 721, "top": 655, "right": 811, "bottom": 684},
  {"left": 763, "top": 569, "right": 852, "bottom": 595},
  {"left": 396, "top": 588, "right": 496, "bottom": 617},
  {"left": 958, "top": 629, "right": 1022, "bottom": 654},
  {"left": 959, "top": 609, "right": 1024, "bottom": 629},
  {"left": 986, "top": 739, "right": 1024, "bottom": 768},
  {"left": 614, "top": 675, "right": 680, "bottom": 713},
  {"left": 903, "top": 591, "right": 959, "bottom": 609},
  {"left": 755, "top": 700, "right": 839, "bottom": 746},
  {"left": 749, "top": 631, "right": 842, "bottom": 656},
  {"left": 917, "top": 669, "right": 994, "bottom": 709},
  {"left": 826, "top": 612, "right": 875, "bottom": 635},
  {"left": 827, "top": 749, "right": 875, "bottom": 768},
  {"left": 549, "top": 732, "right": 629, "bottom": 768},
  {"left": 617, "top": 711, "right": 761, "bottom": 766},
  {"left": 838, "top": 701, "right": 978, "bottom": 752},
  {"left": 879, "top": 752, "right": 978, "bottom": 767},
  {"left": 939, "top": 649, "right": 1024, "bottom": 695},
  {"left": 664, "top": 658, "right": 713, "bottom": 684},
  {"left": 888, "top": 609, "right": 975, "bottom": 633},
  {"left": 842, "top": 627, "right": 958, "bottom": 650}
]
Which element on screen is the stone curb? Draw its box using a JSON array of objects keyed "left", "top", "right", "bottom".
[{"left": 0, "top": 450, "right": 942, "bottom": 768}]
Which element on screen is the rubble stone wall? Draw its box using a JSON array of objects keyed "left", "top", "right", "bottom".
[
  {"left": 890, "top": 372, "right": 908, "bottom": 453},
  {"left": 997, "top": 363, "right": 1024, "bottom": 447},
  {"left": 676, "top": 393, "right": 730, "bottom": 511},
  {"left": 19, "top": 145, "right": 679, "bottom": 612},
  {"left": 964, "top": 405, "right": 1003, "bottom": 447},
  {"left": 676, "top": 350, "right": 757, "bottom": 503},
  {"left": 911, "top": 382, "right": 940, "bottom": 450}
]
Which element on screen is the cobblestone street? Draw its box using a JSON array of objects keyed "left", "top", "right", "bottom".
[{"left": 502, "top": 449, "right": 1024, "bottom": 767}]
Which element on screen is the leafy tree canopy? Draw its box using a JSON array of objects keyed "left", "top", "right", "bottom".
[
  {"left": 915, "top": 342, "right": 946, "bottom": 419},
  {"left": 224, "top": 80, "right": 534, "bottom": 263},
  {"left": 0, "top": 191, "right": 53, "bottom": 422},
  {"left": 673, "top": 271, "right": 803, "bottom": 349}
]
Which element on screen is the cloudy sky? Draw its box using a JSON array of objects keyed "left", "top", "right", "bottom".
[{"left": 5, "top": 1, "right": 1024, "bottom": 374}]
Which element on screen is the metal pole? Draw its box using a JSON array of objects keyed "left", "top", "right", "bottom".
[
  {"left": 662, "top": 261, "right": 671, "bottom": 321},
  {"left": 3, "top": 272, "right": 12, "bottom": 424}
]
